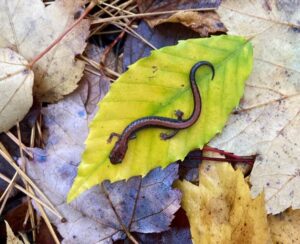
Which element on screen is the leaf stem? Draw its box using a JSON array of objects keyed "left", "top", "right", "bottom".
[
  {"left": 28, "top": 0, "right": 96, "bottom": 68},
  {"left": 203, "top": 145, "right": 256, "bottom": 161}
]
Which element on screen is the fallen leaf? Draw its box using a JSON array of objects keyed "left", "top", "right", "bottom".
[
  {"left": 137, "top": 0, "right": 219, "bottom": 12},
  {"left": 176, "top": 153, "right": 271, "bottom": 244},
  {"left": 0, "top": 0, "right": 90, "bottom": 102},
  {"left": 149, "top": 11, "right": 227, "bottom": 36},
  {"left": 123, "top": 20, "right": 200, "bottom": 70},
  {"left": 136, "top": 208, "right": 192, "bottom": 244},
  {"left": 0, "top": 48, "right": 33, "bottom": 133},
  {"left": 78, "top": 44, "right": 111, "bottom": 121},
  {"left": 269, "top": 208, "right": 300, "bottom": 244},
  {"left": 5, "top": 220, "right": 23, "bottom": 244},
  {"left": 136, "top": 0, "right": 225, "bottom": 36},
  {"left": 210, "top": 0, "right": 300, "bottom": 214},
  {"left": 68, "top": 35, "right": 253, "bottom": 202},
  {"left": 26, "top": 88, "right": 181, "bottom": 243},
  {"left": 137, "top": 226, "right": 192, "bottom": 244}
]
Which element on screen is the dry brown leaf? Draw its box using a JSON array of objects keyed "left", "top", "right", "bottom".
[
  {"left": 210, "top": 0, "right": 300, "bottom": 214},
  {"left": 137, "top": 0, "right": 225, "bottom": 36},
  {"left": 176, "top": 152, "right": 271, "bottom": 244},
  {"left": 268, "top": 208, "right": 300, "bottom": 243},
  {"left": 0, "top": 0, "right": 89, "bottom": 102},
  {"left": 147, "top": 11, "right": 227, "bottom": 36},
  {"left": 5, "top": 220, "right": 23, "bottom": 244},
  {"left": 0, "top": 48, "right": 33, "bottom": 133}
]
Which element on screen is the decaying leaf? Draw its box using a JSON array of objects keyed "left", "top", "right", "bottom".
[
  {"left": 269, "top": 208, "right": 300, "bottom": 243},
  {"left": 26, "top": 85, "right": 181, "bottom": 243},
  {"left": 68, "top": 35, "right": 253, "bottom": 202},
  {"left": 151, "top": 11, "right": 227, "bottom": 36},
  {"left": 0, "top": 0, "right": 89, "bottom": 102},
  {"left": 5, "top": 220, "right": 23, "bottom": 244},
  {"left": 210, "top": 0, "right": 300, "bottom": 214},
  {"left": 137, "top": 226, "right": 192, "bottom": 244},
  {"left": 78, "top": 44, "right": 111, "bottom": 120},
  {"left": 137, "top": 0, "right": 225, "bottom": 36},
  {"left": 176, "top": 153, "right": 271, "bottom": 244},
  {"left": 0, "top": 48, "right": 33, "bottom": 133}
]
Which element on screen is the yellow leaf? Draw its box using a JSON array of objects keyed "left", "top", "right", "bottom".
[
  {"left": 68, "top": 35, "right": 253, "bottom": 202},
  {"left": 269, "top": 209, "right": 300, "bottom": 244},
  {"left": 0, "top": 48, "right": 33, "bottom": 133},
  {"left": 5, "top": 220, "right": 23, "bottom": 244},
  {"left": 176, "top": 153, "right": 271, "bottom": 244}
]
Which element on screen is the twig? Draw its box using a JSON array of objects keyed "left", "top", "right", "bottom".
[
  {"left": 17, "top": 123, "right": 36, "bottom": 242},
  {"left": 0, "top": 145, "right": 64, "bottom": 221},
  {"left": 0, "top": 172, "right": 61, "bottom": 219},
  {"left": 5, "top": 131, "right": 33, "bottom": 158},
  {"left": 0, "top": 172, "right": 17, "bottom": 203},
  {"left": 30, "top": 186, "right": 60, "bottom": 244}
]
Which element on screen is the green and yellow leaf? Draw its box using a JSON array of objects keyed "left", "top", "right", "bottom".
[{"left": 68, "top": 35, "right": 253, "bottom": 202}]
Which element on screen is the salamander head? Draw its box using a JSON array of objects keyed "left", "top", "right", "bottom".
[{"left": 109, "top": 141, "right": 128, "bottom": 164}]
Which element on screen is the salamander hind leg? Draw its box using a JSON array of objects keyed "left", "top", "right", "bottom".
[
  {"left": 160, "top": 130, "right": 179, "bottom": 140},
  {"left": 175, "top": 110, "right": 184, "bottom": 120},
  {"left": 160, "top": 109, "right": 184, "bottom": 140}
]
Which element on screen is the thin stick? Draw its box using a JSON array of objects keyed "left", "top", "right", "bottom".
[
  {"left": 17, "top": 123, "right": 36, "bottom": 242},
  {"left": 0, "top": 145, "right": 63, "bottom": 220},
  {"left": 0, "top": 145, "right": 18, "bottom": 203},
  {"left": 0, "top": 186, "right": 12, "bottom": 214},
  {"left": 203, "top": 146, "right": 255, "bottom": 160},
  {"left": 23, "top": 209, "right": 30, "bottom": 227},
  {"left": 0, "top": 172, "right": 61, "bottom": 219},
  {"left": 0, "top": 172, "right": 17, "bottom": 203},
  {"left": 36, "top": 121, "right": 44, "bottom": 148},
  {"left": 115, "top": 21, "right": 157, "bottom": 49},
  {"left": 28, "top": 1, "right": 96, "bottom": 67},
  {"left": 92, "top": 7, "right": 217, "bottom": 24},
  {"left": 30, "top": 186, "right": 60, "bottom": 244},
  {"left": 187, "top": 155, "right": 255, "bottom": 164},
  {"left": 5, "top": 132, "right": 33, "bottom": 158}
]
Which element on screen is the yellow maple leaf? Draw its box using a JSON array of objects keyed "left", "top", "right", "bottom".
[
  {"left": 269, "top": 209, "right": 300, "bottom": 244},
  {"left": 176, "top": 153, "right": 271, "bottom": 244}
]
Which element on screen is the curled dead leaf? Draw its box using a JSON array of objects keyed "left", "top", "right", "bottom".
[
  {"left": 0, "top": 48, "right": 33, "bottom": 133},
  {"left": 147, "top": 11, "right": 227, "bottom": 36},
  {"left": 137, "top": 0, "right": 225, "bottom": 36}
]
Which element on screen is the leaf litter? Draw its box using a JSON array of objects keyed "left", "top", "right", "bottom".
[
  {"left": 0, "top": 0, "right": 90, "bottom": 103},
  {"left": 25, "top": 44, "right": 181, "bottom": 243},
  {"left": 210, "top": 0, "right": 300, "bottom": 214},
  {"left": 136, "top": 0, "right": 226, "bottom": 36},
  {"left": 0, "top": 1, "right": 299, "bottom": 241}
]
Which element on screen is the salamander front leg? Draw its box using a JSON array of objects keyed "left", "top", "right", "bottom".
[
  {"left": 160, "top": 110, "right": 184, "bottom": 140},
  {"left": 107, "top": 132, "right": 121, "bottom": 143}
]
